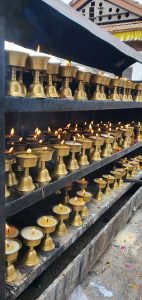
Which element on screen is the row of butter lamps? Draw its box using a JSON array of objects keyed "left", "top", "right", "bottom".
[
  {"left": 5, "top": 154, "right": 142, "bottom": 283},
  {"left": 5, "top": 43, "right": 142, "bottom": 101},
  {"left": 5, "top": 122, "right": 140, "bottom": 197}
]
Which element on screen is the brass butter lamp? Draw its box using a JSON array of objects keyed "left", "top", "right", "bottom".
[
  {"left": 90, "top": 135, "right": 104, "bottom": 161},
  {"left": 45, "top": 56, "right": 60, "bottom": 98},
  {"left": 135, "top": 123, "right": 142, "bottom": 141},
  {"left": 101, "top": 134, "right": 114, "bottom": 157},
  {"left": 76, "top": 190, "right": 92, "bottom": 217},
  {"left": 76, "top": 178, "right": 88, "bottom": 191},
  {"left": 94, "top": 178, "right": 106, "bottom": 201},
  {"left": 74, "top": 69, "right": 90, "bottom": 100},
  {"left": 63, "top": 183, "right": 72, "bottom": 204},
  {"left": 6, "top": 49, "right": 28, "bottom": 97},
  {"left": 127, "top": 81, "right": 134, "bottom": 101},
  {"left": 114, "top": 168, "right": 126, "bottom": 187},
  {"left": 34, "top": 147, "right": 54, "bottom": 183},
  {"left": 77, "top": 137, "right": 92, "bottom": 166},
  {"left": 59, "top": 62, "right": 77, "bottom": 99},
  {"left": 21, "top": 226, "right": 44, "bottom": 267},
  {"left": 28, "top": 49, "right": 50, "bottom": 98},
  {"left": 53, "top": 204, "right": 71, "bottom": 236},
  {"left": 121, "top": 128, "right": 132, "bottom": 148},
  {"left": 91, "top": 74, "right": 107, "bottom": 100},
  {"left": 122, "top": 163, "right": 132, "bottom": 179},
  {"left": 5, "top": 159, "right": 10, "bottom": 198},
  {"left": 5, "top": 224, "right": 19, "bottom": 239},
  {"left": 53, "top": 142, "right": 70, "bottom": 177},
  {"left": 110, "top": 78, "right": 120, "bottom": 101},
  {"left": 134, "top": 83, "right": 142, "bottom": 102},
  {"left": 111, "top": 170, "right": 122, "bottom": 190},
  {"left": 122, "top": 79, "right": 128, "bottom": 101},
  {"left": 130, "top": 161, "right": 139, "bottom": 176},
  {"left": 18, "top": 69, "right": 27, "bottom": 96},
  {"left": 37, "top": 215, "right": 58, "bottom": 251},
  {"left": 65, "top": 140, "right": 82, "bottom": 171},
  {"left": 7, "top": 158, "right": 18, "bottom": 187},
  {"left": 5, "top": 238, "right": 22, "bottom": 283},
  {"left": 69, "top": 197, "right": 85, "bottom": 227},
  {"left": 102, "top": 175, "right": 115, "bottom": 196},
  {"left": 16, "top": 149, "right": 38, "bottom": 192}
]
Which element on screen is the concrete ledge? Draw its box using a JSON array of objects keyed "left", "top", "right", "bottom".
[{"left": 37, "top": 186, "right": 142, "bottom": 300}]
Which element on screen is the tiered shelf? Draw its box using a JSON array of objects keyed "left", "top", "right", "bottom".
[
  {"left": 1, "top": 0, "right": 142, "bottom": 298},
  {"left": 6, "top": 141, "right": 142, "bottom": 217},
  {"left": 5, "top": 97, "right": 142, "bottom": 112},
  {"left": 6, "top": 171, "right": 142, "bottom": 300}
]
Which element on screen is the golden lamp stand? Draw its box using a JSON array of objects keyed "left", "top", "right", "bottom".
[
  {"left": 16, "top": 152, "right": 38, "bottom": 192},
  {"left": 121, "top": 128, "right": 132, "bottom": 148},
  {"left": 90, "top": 136, "right": 104, "bottom": 161},
  {"left": 122, "top": 79, "right": 128, "bottom": 101},
  {"left": 21, "top": 227, "right": 44, "bottom": 267},
  {"left": 59, "top": 65, "right": 77, "bottom": 99},
  {"left": 6, "top": 50, "right": 28, "bottom": 97},
  {"left": 63, "top": 183, "right": 72, "bottom": 204},
  {"left": 111, "top": 170, "right": 122, "bottom": 190},
  {"left": 91, "top": 74, "right": 107, "bottom": 100},
  {"left": 77, "top": 138, "right": 92, "bottom": 166},
  {"left": 74, "top": 71, "right": 90, "bottom": 100},
  {"left": 102, "top": 175, "right": 115, "bottom": 196},
  {"left": 101, "top": 135, "right": 114, "bottom": 157},
  {"left": 53, "top": 204, "right": 71, "bottom": 236},
  {"left": 45, "top": 63, "right": 60, "bottom": 98},
  {"left": 5, "top": 239, "right": 22, "bottom": 283},
  {"left": 110, "top": 78, "right": 121, "bottom": 101},
  {"left": 7, "top": 158, "right": 18, "bottom": 187},
  {"left": 34, "top": 148, "right": 54, "bottom": 183},
  {"left": 18, "top": 69, "right": 27, "bottom": 96},
  {"left": 111, "top": 131, "right": 121, "bottom": 150},
  {"left": 127, "top": 81, "right": 134, "bottom": 101},
  {"left": 76, "top": 178, "right": 88, "bottom": 191},
  {"left": 53, "top": 144, "right": 70, "bottom": 177},
  {"left": 122, "top": 164, "right": 132, "bottom": 179},
  {"left": 130, "top": 161, "right": 139, "bottom": 176},
  {"left": 114, "top": 168, "right": 126, "bottom": 187},
  {"left": 94, "top": 178, "right": 106, "bottom": 201},
  {"left": 37, "top": 216, "right": 58, "bottom": 251},
  {"left": 134, "top": 83, "right": 142, "bottom": 102},
  {"left": 5, "top": 159, "right": 10, "bottom": 198},
  {"left": 69, "top": 197, "right": 85, "bottom": 227},
  {"left": 65, "top": 141, "right": 82, "bottom": 171},
  {"left": 28, "top": 55, "right": 49, "bottom": 98},
  {"left": 135, "top": 124, "right": 142, "bottom": 141},
  {"left": 76, "top": 190, "right": 92, "bottom": 218}
]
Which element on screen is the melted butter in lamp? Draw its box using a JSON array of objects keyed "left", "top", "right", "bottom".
[
  {"left": 5, "top": 239, "right": 21, "bottom": 255},
  {"left": 5, "top": 224, "right": 19, "bottom": 238},
  {"left": 17, "top": 149, "right": 37, "bottom": 159},
  {"left": 37, "top": 216, "right": 57, "bottom": 228},
  {"left": 21, "top": 226, "right": 43, "bottom": 241}
]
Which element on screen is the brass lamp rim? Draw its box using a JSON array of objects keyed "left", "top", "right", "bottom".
[
  {"left": 102, "top": 174, "right": 115, "bottom": 181},
  {"left": 27, "top": 55, "right": 50, "bottom": 71},
  {"left": 53, "top": 204, "right": 71, "bottom": 215},
  {"left": 37, "top": 215, "right": 58, "bottom": 228},
  {"left": 59, "top": 65, "right": 77, "bottom": 78},
  {"left": 5, "top": 238, "right": 22, "bottom": 254},
  {"left": 20, "top": 226, "right": 44, "bottom": 242},
  {"left": 47, "top": 62, "right": 60, "bottom": 75},
  {"left": 94, "top": 178, "right": 106, "bottom": 185},
  {"left": 6, "top": 50, "right": 29, "bottom": 67},
  {"left": 69, "top": 197, "right": 85, "bottom": 206}
]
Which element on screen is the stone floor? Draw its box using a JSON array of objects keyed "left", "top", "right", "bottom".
[{"left": 68, "top": 205, "right": 142, "bottom": 300}]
